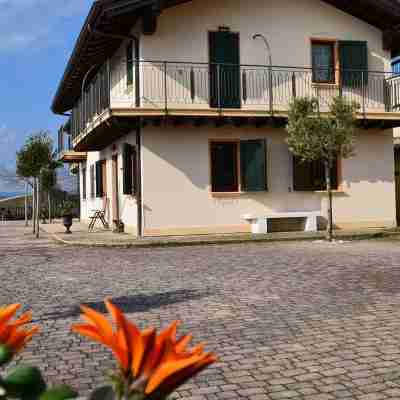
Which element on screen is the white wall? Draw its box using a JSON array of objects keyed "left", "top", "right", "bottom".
[
  {"left": 142, "top": 125, "right": 396, "bottom": 234},
  {"left": 141, "top": 0, "right": 390, "bottom": 70},
  {"left": 80, "top": 140, "right": 139, "bottom": 234}
]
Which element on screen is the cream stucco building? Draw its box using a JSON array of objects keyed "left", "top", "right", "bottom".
[{"left": 54, "top": 0, "right": 400, "bottom": 236}]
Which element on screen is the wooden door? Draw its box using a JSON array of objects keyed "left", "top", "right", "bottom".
[{"left": 209, "top": 31, "right": 241, "bottom": 109}]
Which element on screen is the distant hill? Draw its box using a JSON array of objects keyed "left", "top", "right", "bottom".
[{"left": 0, "top": 192, "right": 24, "bottom": 199}]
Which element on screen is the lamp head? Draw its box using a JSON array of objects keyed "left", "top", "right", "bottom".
[{"left": 252, "top": 34, "right": 261, "bottom": 40}]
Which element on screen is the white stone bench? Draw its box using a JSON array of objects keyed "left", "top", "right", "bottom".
[{"left": 243, "top": 211, "right": 322, "bottom": 234}]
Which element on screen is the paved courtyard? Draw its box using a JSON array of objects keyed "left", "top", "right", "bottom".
[{"left": 2, "top": 224, "right": 400, "bottom": 399}]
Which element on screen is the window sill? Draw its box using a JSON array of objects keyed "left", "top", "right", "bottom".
[
  {"left": 314, "top": 190, "right": 345, "bottom": 194},
  {"left": 312, "top": 82, "right": 339, "bottom": 89},
  {"left": 211, "top": 191, "right": 268, "bottom": 198}
]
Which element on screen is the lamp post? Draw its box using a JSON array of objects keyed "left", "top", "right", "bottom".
[{"left": 252, "top": 33, "right": 274, "bottom": 114}]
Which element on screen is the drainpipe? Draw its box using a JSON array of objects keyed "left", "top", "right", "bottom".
[{"left": 87, "top": 25, "right": 144, "bottom": 238}]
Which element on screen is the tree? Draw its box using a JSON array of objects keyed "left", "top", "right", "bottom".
[
  {"left": 16, "top": 132, "right": 55, "bottom": 238},
  {"left": 286, "top": 96, "right": 359, "bottom": 241}
]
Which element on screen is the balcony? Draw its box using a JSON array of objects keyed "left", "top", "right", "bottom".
[
  {"left": 70, "top": 59, "right": 400, "bottom": 149},
  {"left": 57, "top": 124, "right": 87, "bottom": 164}
]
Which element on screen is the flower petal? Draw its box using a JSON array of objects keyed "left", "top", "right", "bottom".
[
  {"left": 145, "top": 353, "right": 206, "bottom": 394},
  {"left": 0, "top": 304, "right": 20, "bottom": 326},
  {"left": 80, "top": 305, "right": 113, "bottom": 342}
]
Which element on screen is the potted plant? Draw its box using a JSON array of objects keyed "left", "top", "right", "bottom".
[{"left": 61, "top": 201, "right": 74, "bottom": 234}]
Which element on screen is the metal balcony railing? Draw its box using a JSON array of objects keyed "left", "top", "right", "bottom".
[{"left": 70, "top": 60, "right": 400, "bottom": 141}]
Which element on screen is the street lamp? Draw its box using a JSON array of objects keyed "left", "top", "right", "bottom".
[
  {"left": 252, "top": 33, "right": 274, "bottom": 114},
  {"left": 252, "top": 33, "right": 272, "bottom": 68}
]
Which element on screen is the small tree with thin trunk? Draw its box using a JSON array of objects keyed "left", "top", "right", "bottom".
[
  {"left": 16, "top": 132, "right": 54, "bottom": 238},
  {"left": 286, "top": 96, "right": 359, "bottom": 241}
]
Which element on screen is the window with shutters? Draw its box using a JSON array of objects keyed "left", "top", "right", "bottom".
[
  {"left": 90, "top": 165, "right": 95, "bottom": 198},
  {"left": 122, "top": 143, "right": 137, "bottom": 196},
  {"left": 210, "top": 139, "right": 267, "bottom": 193},
  {"left": 95, "top": 160, "right": 107, "bottom": 198},
  {"left": 312, "top": 40, "right": 336, "bottom": 83},
  {"left": 293, "top": 157, "right": 339, "bottom": 191},
  {"left": 82, "top": 166, "right": 87, "bottom": 200},
  {"left": 311, "top": 39, "right": 368, "bottom": 86}
]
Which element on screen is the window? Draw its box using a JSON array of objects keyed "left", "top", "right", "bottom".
[
  {"left": 312, "top": 41, "right": 335, "bottom": 83},
  {"left": 95, "top": 160, "right": 107, "bottom": 198},
  {"left": 82, "top": 166, "right": 87, "bottom": 200},
  {"left": 293, "top": 157, "right": 338, "bottom": 191},
  {"left": 90, "top": 165, "right": 95, "bottom": 198},
  {"left": 210, "top": 139, "right": 267, "bottom": 193},
  {"left": 126, "top": 41, "right": 134, "bottom": 90},
  {"left": 122, "top": 143, "right": 138, "bottom": 195}
]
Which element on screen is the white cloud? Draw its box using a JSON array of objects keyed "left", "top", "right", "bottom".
[{"left": 0, "top": 0, "right": 92, "bottom": 52}]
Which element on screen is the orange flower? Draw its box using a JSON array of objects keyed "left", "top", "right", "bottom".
[
  {"left": 72, "top": 300, "right": 217, "bottom": 398},
  {"left": 0, "top": 304, "right": 39, "bottom": 356}
]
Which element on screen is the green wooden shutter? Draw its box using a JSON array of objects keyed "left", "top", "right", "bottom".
[
  {"left": 240, "top": 140, "right": 267, "bottom": 192},
  {"left": 209, "top": 31, "right": 241, "bottom": 109},
  {"left": 123, "top": 143, "right": 133, "bottom": 195},
  {"left": 95, "top": 160, "right": 103, "bottom": 198},
  {"left": 131, "top": 147, "right": 138, "bottom": 195},
  {"left": 339, "top": 41, "right": 368, "bottom": 87}
]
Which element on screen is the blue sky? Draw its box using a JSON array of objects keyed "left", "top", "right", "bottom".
[{"left": 0, "top": 0, "right": 93, "bottom": 191}]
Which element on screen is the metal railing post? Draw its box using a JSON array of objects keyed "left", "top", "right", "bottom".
[
  {"left": 217, "top": 63, "right": 222, "bottom": 113},
  {"left": 190, "top": 66, "right": 195, "bottom": 103},
  {"left": 291, "top": 71, "right": 296, "bottom": 99},
  {"left": 269, "top": 65, "right": 273, "bottom": 115},
  {"left": 164, "top": 61, "right": 168, "bottom": 114},
  {"left": 362, "top": 71, "right": 366, "bottom": 119}
]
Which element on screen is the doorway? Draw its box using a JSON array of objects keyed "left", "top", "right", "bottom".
[{"left": 209, "top": 30, "right": 241, "bottom": 109}]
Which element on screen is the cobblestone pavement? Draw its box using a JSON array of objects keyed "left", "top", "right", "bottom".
[{"left": 3, "top": 224, "right": 400, "bottom": 399}]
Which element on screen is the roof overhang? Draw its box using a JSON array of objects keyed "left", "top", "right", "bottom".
[{"left": 52, "top": 0, "right": 400, "bottom": 115}]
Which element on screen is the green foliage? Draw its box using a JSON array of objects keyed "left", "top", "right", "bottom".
[
  {"left": 60, "top": 201, "right": 74, "bottom": 217},
  {"left": 0, "top": 345, "right": 13, "bottom": 367},
  {"left": 89, "top": 387, "right": 116, "bottom": 400},
  {"left": 16, "top": 133, "right": 53, "bottom": 179},
  {"left": 286, "top": 96, "right": 359, "bottom": 165},
  {"left": 39, "top": 385, "right": 77, "bottom": 400},
  {"left": 3, "top": 366, "right": 46, "bottom": 399}
]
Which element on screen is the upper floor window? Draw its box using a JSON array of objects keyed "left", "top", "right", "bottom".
[
  {"left": 311, "top": 40, "right": 336, "bottom": 84},
  {"left": 311, "top": 39, "right": 368, "bottom": 86}
]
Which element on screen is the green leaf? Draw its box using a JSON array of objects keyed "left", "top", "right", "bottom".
[
  {"left": 89, "top": 386, "right": 116, "bottom": 400},
  {"left": 40, "top": 385, "right": 78, "bottom": 400},
  {"left": 3, "top": 366, "right": 47, "bottom": 399},
  {"left": 0, "top": 344, "right": 13, "bottom": 366}
]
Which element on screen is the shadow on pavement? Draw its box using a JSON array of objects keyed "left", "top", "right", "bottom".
[{"left": 37, "top": 289, "right": 211, "bottom": 322}]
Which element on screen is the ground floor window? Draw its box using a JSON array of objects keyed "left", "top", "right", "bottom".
[
  {"left": 95, "top": 160, "right": 107, "bottom": 198},
  {"left": 90, "top": 165, "right": 95, "bottom": 198},
  {"left": 122, "top": 143, "right": 137, "bottom": 196},
  {"left": 293, "top": 157, "right": 339, "bottom": 191},
  {"left": 210, "top": 139, "right": 267, "bottom": 193},
  {"left": 82, "top": 166, "right": 87, "bottom": 200}
]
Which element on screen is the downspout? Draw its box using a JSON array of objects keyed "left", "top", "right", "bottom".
[{"left": 87, "top": 24, "right": 144, "bottom": 237}]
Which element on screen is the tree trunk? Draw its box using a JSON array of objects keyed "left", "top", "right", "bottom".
[
  {"left": 24, "top": 182, "right": 28, "bottom": 227},
  {"left": 48, "top": 192, "right": 52, "bottom": 224},
  {"left": 325, "top": 161, "right": 334, "bottom": 241},
  {"left": 32, "top": 179, "right": 36, "bottom": 234},
  {"left": 36, "top": 178, "right": 40, "bottom": 239}
]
